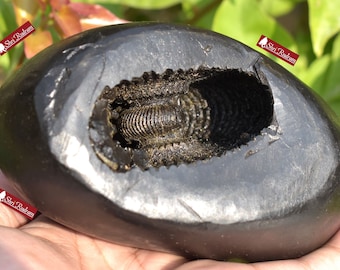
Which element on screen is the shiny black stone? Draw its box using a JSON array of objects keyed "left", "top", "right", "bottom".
[{"left": 0, "top": 22, "right": 339, "bottom": 262}]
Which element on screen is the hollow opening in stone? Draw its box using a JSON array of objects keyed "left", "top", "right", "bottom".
[{"left": 191, "top": 69, "right": 274, "bottom": 151}]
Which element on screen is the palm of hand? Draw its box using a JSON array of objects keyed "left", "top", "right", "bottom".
[
  {"left": 0, "top": 208, "right": 188, "bottom": 270},
  {"left": 0, "top": 177, "right": 340, "bottom": 270}
]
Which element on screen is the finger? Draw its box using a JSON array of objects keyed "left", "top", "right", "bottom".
[
  {"left": 296, "top": 228, "right": 340, "bottom": 270},
  {"left": 250, "top": 229, "right": 340, "bottom": 270},
  {"left": 0, "top": 171, "right": 29, "bottom": 228},
  {"left": 20, "top": 215, "right": 188, "bottom": 270},
  {"left": 174, "top": 259, "right": 255, "bottom": 270},
  {"left": 175, "top": 229, "right": 340, "bottom": 270}
]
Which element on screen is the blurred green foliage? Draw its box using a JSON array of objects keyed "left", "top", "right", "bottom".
[
  {"left": 1, "top": 0, "right": 340, "bottom": 115},
  {"left": 0, "top": 0, "right": 22, "bottom": 81}
]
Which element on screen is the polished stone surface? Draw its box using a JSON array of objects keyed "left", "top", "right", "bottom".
[{"left": 0, "top": 23, "right": 339, "bottom": 261}]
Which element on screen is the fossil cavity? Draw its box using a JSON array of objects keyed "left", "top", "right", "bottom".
[{"left": 89, "top": 67, "right": 274, "bottom": 171}]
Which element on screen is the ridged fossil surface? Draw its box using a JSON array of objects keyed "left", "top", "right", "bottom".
[{"left": 90, "top": 67, "right": 273, "bottom": 171}]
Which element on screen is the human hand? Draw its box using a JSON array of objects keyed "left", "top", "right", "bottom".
[{"left": 1, "top": 172, "right": 339, "bottom": 270}]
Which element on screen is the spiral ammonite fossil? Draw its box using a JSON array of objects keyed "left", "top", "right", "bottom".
[
  {"left": 89, "top": 67, "right": 273, "bottom": 171},
  {"left": 0, "top": 23, "right": 339, "bottom": 262}
]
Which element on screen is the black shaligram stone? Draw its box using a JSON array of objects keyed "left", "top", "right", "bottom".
[{"left": 0, "top": 22, "right": 340, "bottom": 262}]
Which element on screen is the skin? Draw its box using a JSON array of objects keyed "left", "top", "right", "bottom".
[{"left": 1, "top": 172, "right": 340, "bottom": 270}]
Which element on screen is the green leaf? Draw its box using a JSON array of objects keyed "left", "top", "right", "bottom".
[
  {"left": 73, "top": 0, "right": 182, "bottom": 10},
  {"left": 213, "top": 0, "right": 296, "bottom": 50},
  {"left": 260, "top": 0, "right": 300, "bottom": 17},
  {"left": 0, "top": 0, "right": 19, "bottom": 84},
  {"left": 298, "top": 54, "right": 331, "bottom": 95},
  {"left": 182, "top": 0, "right": 219, "bottom": 30},
  {"left": 323, "top": 88, "right": 340, "bottom": 116},
  {"left": 308, "top": 0, "right": 340, "bottom": 57},
  {"left": 212, "top": 0, "right": 302, "bottom": 75},
  {"left": 0, "top": 0, "right": 17, "bottom": 35},
  {"left": 301, "top": 34, "right": 340, "bottom": 116},
  {"left": 322, "top": 34, "right": 340, "bottom": 112},
  {"left": 0, "top": 53, "right": 10, "bottom": 86},
  {"left": 324, "top": 34, "right": 340, "bottom": 95}
]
